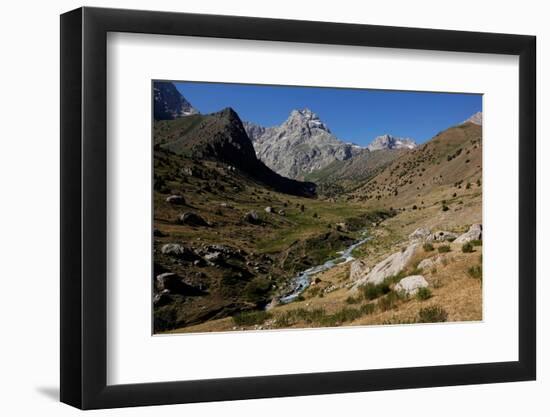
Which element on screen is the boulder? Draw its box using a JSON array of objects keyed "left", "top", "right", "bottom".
[
  {"left": 394, "top": 275, "right": 429, "bottom": 296},
  {"left": 165, "top": 195, "right": 185, "bottom": 205},
  {"left": 454, "top": 224, "right": 482, "bottom": 244},
  {"left": 409, "top": 227, "right": 431, "bottom": 241},
  {"left": 155, "top": 272, "right": 204, "bottom": 295},
  {"left": 265, "top": 206, "right": 273, "bottom": 213},
  {"left": 349, "top": 259, "right": 370, "bottom": 282},
  {"left": 417, "top": 255, "right": 447, "bottom": 270},
  {"left": 278, "top": 209, "right": 286, "bottom": 216},
  {"left": 160, "top": 243, "right": 197, "bottom": 260},
  {"left": 177, "top": 212, "right": 208, "bottom": 227},
  {"left": 427, "top": 230, "right": 458, "bottom": 242},
  {"left": 243, "top": 211, "right": 261, "bottom": 224},
  {"left": 352, "top": 243, "right": 419, "bottom": 289}
]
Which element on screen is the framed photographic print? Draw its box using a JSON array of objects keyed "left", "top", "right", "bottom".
[{"left": 60, "top": 6, "right": 536, "bottom": 410}]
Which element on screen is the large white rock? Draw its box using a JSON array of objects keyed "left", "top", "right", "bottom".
[
  {"left": 409, "top": 228, "right": 431, "bottom": 241},
  {"left": 349, "top": 260, "right": 370, "bottom": 282},
  {"left": 427, "top": 230, "right": 458, "bottom": 242},
  {"left": 352, "top": 243, "right": 419, "bottom": 289},
  {"left": 454, "top": 224, "right": 482, "bottom": 244},
  {"left": 394, "top": 275, "right": 429, "bottom": 296}
]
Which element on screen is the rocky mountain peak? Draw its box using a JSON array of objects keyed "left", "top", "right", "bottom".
[
  {"left": 464, "top": 111, "right": 482, "bottom": 126},
  {"left": 283, "top": 108, "right": 331, "bottom": 133},
  {"left": 367, "top": 134, "right": 417, "bottom": 151},
  {"left": 153, "top": 81, "right": 198, "bottom": 120}
]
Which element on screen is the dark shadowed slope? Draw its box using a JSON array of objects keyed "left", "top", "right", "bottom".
[{"left": 155, "top": 108, "right": 316, "bottom": 197}]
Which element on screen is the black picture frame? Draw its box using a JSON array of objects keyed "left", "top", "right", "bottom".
[{"left": 60, "top": 6, "right": 536, "bottom": 410}]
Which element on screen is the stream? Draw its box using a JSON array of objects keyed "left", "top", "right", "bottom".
[{"left": 277, "top": 231, "right": 372, "bottom": 304}]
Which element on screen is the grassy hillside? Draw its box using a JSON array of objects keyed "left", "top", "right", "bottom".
[
  {"left": 349, "top": 122, "right": 482, "bottom": 211},
  {"left": 304, "top": 148, "right": 406, "bottom": 197}
]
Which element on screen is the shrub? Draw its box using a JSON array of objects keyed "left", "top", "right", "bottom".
[
  {"left": 243, "top": 277, "right": 272, "bottom": 302},
  {"left": 346, "top": 296, "right": 361, "bottom": 304},
  {"left": 360, "top": 303, "right": 376, "bottom": 315},
  {"left": 423, "top": 242, "right": 434, "bottom": 252},
  {"left": 416, "top": 287, "right": 432, "bottom": 301},
  {"left": 470, "top": 239, "right": 482, "bottom": 246},
  {"left": 438, "top": 245, "right": 451, "bottom": 253},
  {"left": 442, "top": 205, "right": 450, "bottom": 212},
  {"left": 461, "top": 242, "right": 474, "bottom": 253},
  {"left": 363, "top": 282, "right": 390, "bottom": 300},
  {"left": 467, "top": 265, "right": 482, "bottom": 280},
  {"left": 417, "top": 305, "right": 448, "bottom": 323},
  {"left": 232, "top": 310, "right": 272, "bottom": 326},
  {"left": 378, "top": 292, "right": 399, "bottom": 311}
]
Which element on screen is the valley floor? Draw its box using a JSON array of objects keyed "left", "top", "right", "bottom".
[{"left": 163, "top": 196, "right": 482, "bottom": 334}]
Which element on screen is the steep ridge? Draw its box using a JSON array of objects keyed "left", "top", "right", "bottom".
[{"left": 155, "top": 108, "right": 316, "bottom": 197}]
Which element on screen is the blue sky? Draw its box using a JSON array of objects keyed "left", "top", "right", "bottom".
[{"left": 174, "top": 81, "right": 482, "bottom": 146}]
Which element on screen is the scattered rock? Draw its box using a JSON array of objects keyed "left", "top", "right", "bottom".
[
  {"left": 349, "top": 259, "right": 370, "bottom": 282},
  {"left": 409, "top": 227, "right": 431, "bottom": 241},
  {"left": 243, "top": 211, "right": 261, "bottom": 224},
  {"left": 165, "top": 195, "right": 185, "bottom": 205},
  {"left": 394, "top": 275, "right": 429, "bottom": 296},
  {"left": 278, "top": 209, "right": 286, "bottom": 216},
  {"left": 177, "top": 212, "right": 208, "bottom": 227},
  {"left": 454, "top": 224, "right": 482, "bottom": 244},
  {"left": 352, "top": 243, "right": 419, "bottom": 289},
  {"left": 265, "top": 206, "right": 273, "bottom": 213}
]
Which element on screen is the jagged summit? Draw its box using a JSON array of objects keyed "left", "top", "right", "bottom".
[
  {"left": 243, "top": 109, "right": 362, "bottom": 179},
  {"left": 153, "top": 81, "right": 198, "bottom": 120},
  {"left": 463, "top": 111, "right": 482, "bottom": 126},
  {"left": 367, "top": 134, "right": 417, "bottom": 151},
  {"left": 283, "top": 108, "right": 331, "bottom": 133}
]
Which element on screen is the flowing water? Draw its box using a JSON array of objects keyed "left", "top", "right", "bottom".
[{"left": 277, "top": 231, "right": 371, "bottom": 304}]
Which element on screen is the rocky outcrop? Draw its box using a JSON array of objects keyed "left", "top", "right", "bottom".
[
  {"left": 160, "top": 244, "right": 198, "bottom": 261},
  {"left": 349, "top": 259, "right": 370, "bottom": 282},
  {"left": 352, "top": 243, "right": 419, "bottom": 289},
  {"left": 153, "top": 81, "right": 198, "bottom": 120},
  {"left": 243, "top": 211, "right": 260, "bottom": 224},
  {"left": 367, "top": 134, "right": 417, "bottom": 151},
  {"left": 454, "top": 224, "right": 482, "bottom": 244},
  {"left": 155, "top": 272, "right": 204, "bottom": 295},
  {"left": 427, "top": 231, "right": 458, "bottom": 242},
  {"left": 394, "top": 275, "right": 429, "bottom": 296},
  {"left": 247, "top": 109, "right": 364, "bottom": 179},
  {"left": 409, "top": 228, "right": 432, "bottom": 241}
]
